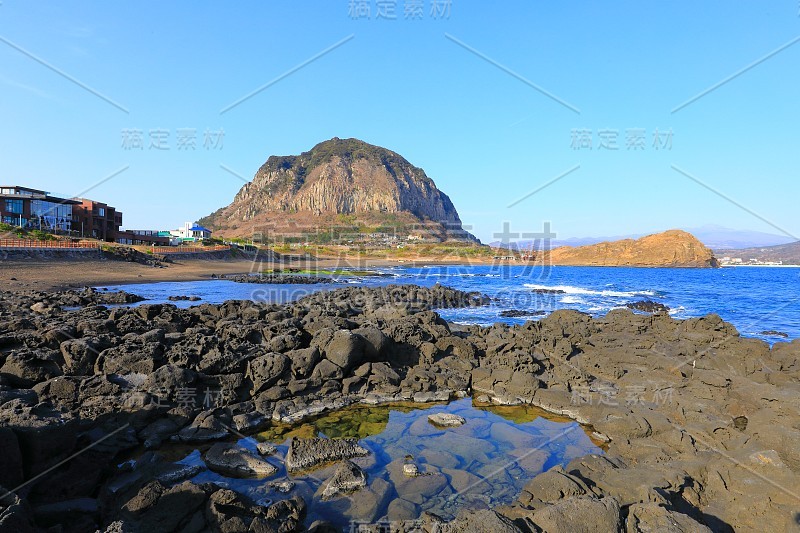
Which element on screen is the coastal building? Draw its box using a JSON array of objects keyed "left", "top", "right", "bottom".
[
  {"left": 116, "top": 229, "right": 171, "bottom": 246},
  {"left": 170, "top": 222, "right": 212, "bottom": 243},
  {"left": 0, "top": 185, "right": 78, "bottom": 232},
  {"left": 72, "top": 199, "right": 123, "bottom": 242}
]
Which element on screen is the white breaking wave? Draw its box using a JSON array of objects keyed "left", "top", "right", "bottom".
[{"left": 523, "top": 283, "right": 657, "bottom": 298}]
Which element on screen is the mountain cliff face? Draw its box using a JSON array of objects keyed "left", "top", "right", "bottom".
[
  {"left": 200, "top": 138, "right": 471, "bottom": 240},
  {"left": 545, "top": 230, "right": 719, "bottom": 267}
]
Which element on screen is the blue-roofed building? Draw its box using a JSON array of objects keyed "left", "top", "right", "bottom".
[{"left": 170, "top": 221, "right": 212, "bottom": 243}]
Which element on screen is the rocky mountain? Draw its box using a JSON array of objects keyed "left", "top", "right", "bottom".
[
  {"left": 199, "top": 138, "right": 474, "bottom": 241},
  {"left": 543, "top": 230, "right": 719, "bottom": 267}
]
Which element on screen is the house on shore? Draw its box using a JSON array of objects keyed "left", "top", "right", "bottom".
[{"left": 170, "top": 222, "right": 212, "bottom": 243}]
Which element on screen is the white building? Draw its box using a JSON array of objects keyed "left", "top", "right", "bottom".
[{"left": 170, "top": 221, "right": 212, "bottom": 243}]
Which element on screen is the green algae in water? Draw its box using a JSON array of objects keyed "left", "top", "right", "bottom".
[
  {"left": 179, "top": 398, "right": 603, "bottom": 530},
  {"left": 257, "top": 401, "right": 439, "bottom": 443}
]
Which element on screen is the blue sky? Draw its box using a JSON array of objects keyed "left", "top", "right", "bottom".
[{"left": 1, "top": 1, "right": 798, "bottom": 243}]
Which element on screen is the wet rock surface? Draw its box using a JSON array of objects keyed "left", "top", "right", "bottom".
[
  {"left": 761, "top": 329, "right": 789, "bottom": 338},
  {"left": 204, "top": 442, "right": 279, "bottom": 478},
  {"left": 498, "top": 309, "right": 546, "bottom": 318},
  {"left": 625, "top": 300, "right": 670, "bottom": 314},
  {"left": 320, "top": 461, "right": 367, "bottom": 500},
  {"left": 530, "top": 288, "right": 566, "bottom": 294},
  {"left": 286, "top": 437, "right": 370, "bottom": 472},
  {"left": 427, "top": 413, "right": 466, "bottom": 427},
  {"left": 0, "top": 283, "right": 797, "bottom": 531},
  {"left": 166, "top": 295, "right": 201, "bottom": 302}
]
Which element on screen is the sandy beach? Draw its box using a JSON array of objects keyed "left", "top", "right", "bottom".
[{"left": 0, "top": 255, "right": 510, "bottom": 291}]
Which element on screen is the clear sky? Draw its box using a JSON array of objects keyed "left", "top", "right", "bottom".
[{"left": 1, "top": 1, "right": 798, "bottom": 243}]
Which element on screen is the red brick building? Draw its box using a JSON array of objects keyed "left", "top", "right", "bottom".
[{"left": 72, "top": 199, "right": 123, "bottom": 242}]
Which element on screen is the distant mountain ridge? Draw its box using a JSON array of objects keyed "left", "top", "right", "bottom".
[
  {"left": 199, "top": 137, "right": 475, "bottom": 241},
  {"left": 686, "top": 225, "right": 796, "bottom": 250}
]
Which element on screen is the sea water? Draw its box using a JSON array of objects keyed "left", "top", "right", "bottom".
[{"left": 100, "top": 265, "right": 800, "bottom": 342}]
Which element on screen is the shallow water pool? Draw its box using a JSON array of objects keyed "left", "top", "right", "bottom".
[{"left": 175, "top": 398, "right": 603, "bottom": 529}]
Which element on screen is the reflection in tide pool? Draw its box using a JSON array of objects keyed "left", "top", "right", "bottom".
[{"left": 178, "top": 399, "right": 603, "bottom": 529}]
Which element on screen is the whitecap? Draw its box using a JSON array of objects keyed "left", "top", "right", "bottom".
[{"left": 524, "top": 283, "right": 657, "bottom": 298}]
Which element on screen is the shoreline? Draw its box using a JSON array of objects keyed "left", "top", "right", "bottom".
[{"left": 1, "top": 255, "right": 782, "bottom": 292}]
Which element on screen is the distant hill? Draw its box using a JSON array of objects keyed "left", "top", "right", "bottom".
[
  {"left": 541, "top": 230, "right": 718, "bottom": 268},
  {"left": 492, "top": 225, "right": 795, "bottom": 251},
  {"left": 717, "top": 241, "right": 800, "bottom": 265},
  {"left": 199, "top": 137, "right": 476, "bottom": 242}
]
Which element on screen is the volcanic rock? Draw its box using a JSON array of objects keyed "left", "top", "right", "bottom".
[
  {"left": 320, "top": 460, "right": 367, "bottom": 500},
  {"left": 626, "top": 300, "right": 670, "bottom": 314},
  {"left": 204, "top": 442, "right": 278, "bottom": 478},
  {"left": 427, "top": 412, "right": 466, "bottom": 427},
  {"left": 285, "top": 437, "right": 370, "bottom": 472}
]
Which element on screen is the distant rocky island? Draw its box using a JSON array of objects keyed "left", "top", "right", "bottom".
[
  {"left": 199, "top": 137, "right": 476, "bottom": 243},
  {"left": 542, "top": 230, "right": 719, "bottom": 268}
]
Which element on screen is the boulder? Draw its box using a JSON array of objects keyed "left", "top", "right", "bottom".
[
  {"left": 59, "top": 338, "right": 102, "bottom": 375},
  {"left": 428, "top": 412, "right": 466, "bottom": 427},
  {"left": 625, "top": 503, "right": 712, "bottom": 532},
  {"left": 287, "top": 346, "right": 321, "bottom": 378},
  {"left": 518, "top": 466, "right": 589, "bottom": 506},
  {"left": 320, "top": 460, "right": 367, "bottom": 500},
  {"left": 529, "top": 496, "right": 621, "bottom": 533},
  {"left": 439, "top": 509, "right": 522, "bottom": 533},
  {"left": 285, "top": 437, "right": 370, "bottom": 472},
  {"left": 247, "top": 352, "right": 290, "bottom": 394},
  {"left": 324, "top": 330, "right": 366, "bottom": 372},
  {"left": 204, "top": 442, "right": 278, "bottom": 478},
  {"left": 0, "top": 352, "right": 61, "bottom": 388}
]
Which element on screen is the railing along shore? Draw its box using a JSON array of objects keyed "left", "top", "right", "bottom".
[{"left": 0, "top": 239, "right": 100, "bottom": 249}]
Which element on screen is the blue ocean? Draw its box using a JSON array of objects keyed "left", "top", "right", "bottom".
[{"left": 99, "top": 265, "right": 800, "bottom": 343}]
